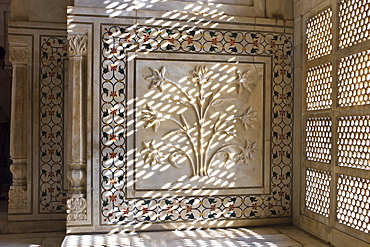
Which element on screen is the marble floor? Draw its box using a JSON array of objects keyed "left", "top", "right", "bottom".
[{"left": 0, "top": 225, "right": 331, "bottom": 247}]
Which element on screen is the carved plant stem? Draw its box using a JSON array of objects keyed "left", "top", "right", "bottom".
[
  {"left": 143, "top": 65, "right": 256, "bottom": 177},
  {"left": 203, "top": 127, "right": 223, "bottom": 176},
  {"left": 167, "top": 118, "right": 197, "bottom": 176},
  {"left": 166, "top": 79, "right": 191, "bottom": 100},
  {"left": 168, "top": 146, "right": 195, "bottom": 176},
  {"left": 198, "top": 82, "right": 205, "bottom": 176},
  {"left": 166, "top": 79, "right": 201, "bottom": 121},
  {"left": 203, "top": 87, "right": 224, "bottom": 120}
]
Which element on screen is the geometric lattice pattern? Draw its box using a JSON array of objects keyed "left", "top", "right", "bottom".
[
  {"left": 306, "top": 8, "right": 333, "bottom": 61},
  {"left": 337, "top": 174, "right": 370, "bottom": 233},
  {"left": 339, "top": 0, "right": 370, "bottom": 49},
  {"left": 40, "top": 36, "right": 68, "bottom": 212},
  {"left": 305, "top": 168, "right": 331, "bottom": 217},
  {"left": 101, "top": 26, "right": 293, "bottom": 224},
  {"left": 338, "top": 115, "right": 370, "bottom": 170},
  {"left": 306, "top": 118, "right": 332, "bottom": 163},
  {"left": 338, "top": 49, "right": 370, "bottom": 107},
  {"left": 306, "top": 63, "right": 333, "bottom": 111}
]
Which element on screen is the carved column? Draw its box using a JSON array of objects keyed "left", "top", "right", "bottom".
[
  {"left": 8, "top": 46, "right": 28, "bottom": 211},
  {"left": 66, "top": 34, "right": 88, "bottom": 221}
]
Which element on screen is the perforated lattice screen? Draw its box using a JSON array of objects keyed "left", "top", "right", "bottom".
[
  {"left": 338, "top": 116, "right": 370, "bottom": 170},
  {"left": 306, "top": 118, "right": 332, "bottom": 163},
  {"left": 339, "top": 0, "right": 370, "bottom": 49},
  {"left": 337, "top": 174, "right": 370, "bottom": 233},
  {"left": 305, "top": 168, "right": 331, "bottom": 217},
  {"left": 306, "top": 8, "right": 333, "bottom": 61},
  {"left": 306, "top": 63, "right": 332, "bottom": 111},
  {"left": 338, "top": 50, "right": 370, "bottom": 107},
  {"left": 304, "top": 0, "right": 370, "bottom": 241}
]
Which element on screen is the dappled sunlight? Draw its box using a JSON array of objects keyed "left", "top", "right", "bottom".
[
  {"left": 61, "top": 227, "right": 297, "bottom": 246},
  {"left": 64, "top": 0, "right": 293, "bottom": 234}
]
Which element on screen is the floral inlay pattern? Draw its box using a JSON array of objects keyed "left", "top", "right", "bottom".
[
  {"left": 101, "top": 26, "right": 293, "bottom": 224},
  {"left": 40, "top": 37, "right": 68, "bottom": 212}
]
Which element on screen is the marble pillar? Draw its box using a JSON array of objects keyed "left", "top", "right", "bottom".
[
  {"left": 66, "top": 34, "right": 88, "bottom": 221},
  {"left": 8, "top": 46, "right": 28, "bottom": 211}
]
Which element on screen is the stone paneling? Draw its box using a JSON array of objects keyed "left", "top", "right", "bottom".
[
  {"left": 99, "top": 24, "right": 293, "bottom": 229},
  {"left": 39, "top": 36, "right": 68, "bottom": 213}
]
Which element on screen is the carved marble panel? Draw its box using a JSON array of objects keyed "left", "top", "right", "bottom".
[
  {"left": 126, "top": 52, "right": 271, "bottom": 198},
  {"left": 100, "top": 25, "right": 293, "bottom": 226}
]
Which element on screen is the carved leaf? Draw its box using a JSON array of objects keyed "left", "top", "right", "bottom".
[
  {"left": 180, "top": 114, "right": 189, "bottom": 130},
  {"left": 163, "top": 129, "right": 185, "bottom": 139},
  {"left": 213, "top": 116, "right": 222, "bottom": 132},
  {"left": 171, "top": 96, "right": 192, "bottom": 106},
  {"left": 217, "top": 151, "right": 232, "bottom": 167},
  {"left": 210, "top": 98, "right": 234, "bottom": 107},
  {"left": 168, "top": 151, "right": 186, "bottom": 168}
]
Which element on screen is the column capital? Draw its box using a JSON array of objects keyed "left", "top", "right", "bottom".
[
  {"left": 9, "top": 47, "right": 28, "bottom": 65},
  {"left": 68, "top": 34, "right": 87, "bottom": 56}
]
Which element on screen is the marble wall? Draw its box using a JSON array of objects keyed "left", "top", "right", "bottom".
[
  {"left": 66, "top": 1, "right": 293, "bottom": 233},
  {"left": 5, "top": 0, "right": 294, "bottom": 234}
]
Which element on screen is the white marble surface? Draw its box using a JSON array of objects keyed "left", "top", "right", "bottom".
[
  {"left": 0, "top": 225, "right": 333, "bottom": 246},
  {"left": 128, "top": 53, "right": 267, "bottom": 197}
]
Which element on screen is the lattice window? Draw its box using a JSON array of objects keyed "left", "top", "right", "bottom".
[
  {"left": 306, "top": 8, "right": 333, "bottom": 61},
  {"left": 339, "top": 0, "right": 370, "bottom": 49},
  {"left": 338, "top": 50, "right": 370, "bottom": 107},
  {"left": 337, "top": 174, "right": 370, "bottom": 233},
  {"left": 338, "top": 116, "right": 370, "bottom": 170},
  {"left": 306, "top": 63, "right": 333, "bottom": 111},
  {"left": 305, "top": 168, "right": 331, "bottom": 217},
  {"left": 306, "top": 118, "right": 332, "bottom": 163}
]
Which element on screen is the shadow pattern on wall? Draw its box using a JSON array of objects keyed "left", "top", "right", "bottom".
[{"left": 100, "top": 26, "right": 292, "bottom": 226}]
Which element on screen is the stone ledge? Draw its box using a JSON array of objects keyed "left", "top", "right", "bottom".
[{"left": 0, "top": 219, "right": 66, "bottom": 234}]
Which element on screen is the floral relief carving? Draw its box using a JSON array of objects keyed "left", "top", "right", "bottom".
[
  {"left": 9, "top": 188, "right": 27, "bottom": 209},
  {"left": 101, "top": 26, "right": 293, "bottom": 223},
  {"left": 9, "top": 47, "right": 27, "bottom": 64},
  {"left": 141, "top": 65, "right": 259, "bottom": 177},
  {"left": 67, "top": 197, "right": 87, "bottom": 221},
  {"left": 236, "top": 106, "right": 257, "bottom": 130},
  {"left": 232, "top": 69, "right": 258, "bottom": 94},
  {"left": 68, "top": 35, "right": 87, "bottom": 56}
]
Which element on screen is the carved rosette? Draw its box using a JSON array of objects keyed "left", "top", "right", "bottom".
[
  {"left": 67, "top": 197, "right": 87, "bottom": 221},
  {"left": 68, "top": 35, "right": 87, "bottom": 56}
]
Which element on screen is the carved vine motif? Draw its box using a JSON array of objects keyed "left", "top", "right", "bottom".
[{"left": 141, "top": 65, "right": 259, "bottom": 177}]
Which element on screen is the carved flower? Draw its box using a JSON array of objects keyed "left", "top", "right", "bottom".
[
  {"left": 232, "top": 69, "right": 255, "bottom": 94},
  {"left": 141, "top": 104, "right": 167, "bottom": 131},
  {"left": 145, "top": 66, "right": 167, "bottom": 92},
  {"left": 236, "top": 106, "right": 257, "bottom": 129},
  {"left": 189, "top": 65, "right": 213, "bottom": 85},
  {"left": 141, "top": 140, "right": 164, "bottom": 166},
  {"left": 235, "top": 141, "right": 257, "bottom": 163}
]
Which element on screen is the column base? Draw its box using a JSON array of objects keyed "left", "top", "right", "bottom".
[{"left": 66, "top": 195, "right": 87, "bottom": 221}]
